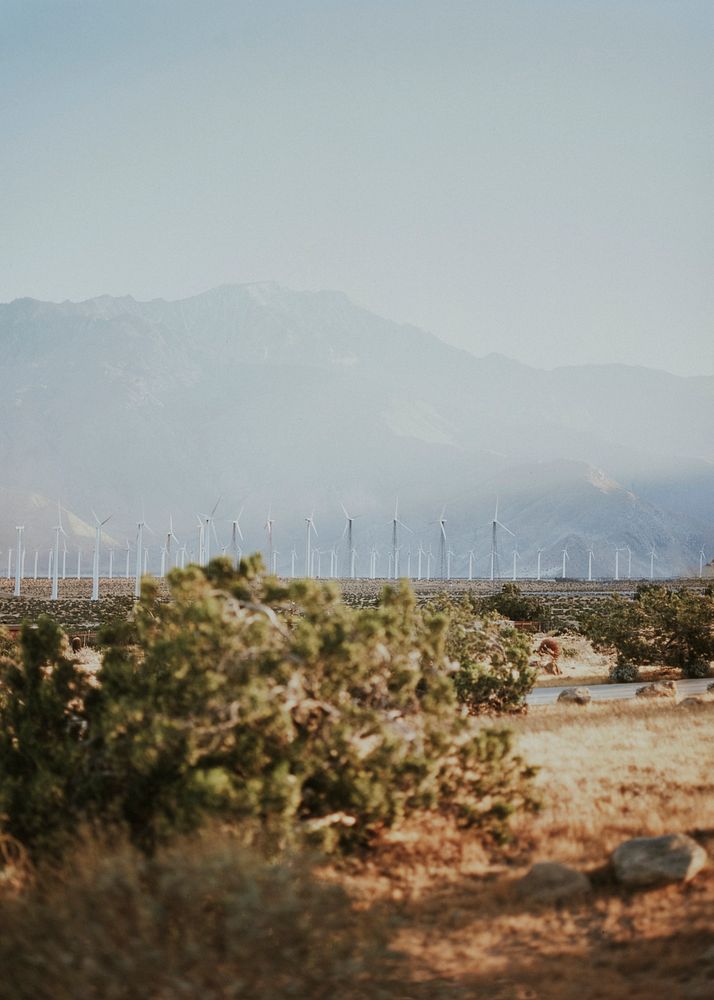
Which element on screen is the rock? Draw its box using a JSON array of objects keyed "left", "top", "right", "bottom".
[
  {"left": 635, "top": 681, "right": 677, "bottom": 700},
  {"left": 557, "top": 687, "right": 592, "bottom": 705},
  {"left": 611, "top": 834, "right": 707, "bottom": 888},
  {"left": 707, "top": 682, "right": 714, "bottom": 693},
  {"left": 516, "top": 862, "right": 591, "bottom": 903},
  {"left": 679, "top": 696, "right": 710, "bottom": 708}
]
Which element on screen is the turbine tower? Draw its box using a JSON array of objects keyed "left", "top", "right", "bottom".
[
  {"left": 340, "top": 504, "right": 358, "bottom": 579},
  {"left": 304, "top": 513, "right": 317, "bottom": 578},
  {"left": 134, "top": 516, "right": 151, "bottom": 599},
  {"left": 231, "top": 510, "right": 244, "bottom": 568},
  {"left": 536, "top": 547, "right": 544, "bottom": 582},
  {"left": 13, "top": 526, "right": 24, "bottom": 597},
  {"left": 390, "top": 498, "right": 412, "bottom": 579},
  {"left": 51, "top": 502, "right": 67, "bottom": 601},
  {"left": 201, "top": 497, "right": 221, "bottom": 564},
  {"left": 512, "top": 546, "right": 520, "bottom": 581},
  {"left": 438, "top": 507, "right": 447, "bottom": 580},
  {"left": 561, "top": 546, "right": 569, "bottom": 580},
  {"left": 91, "top": 510, "right": 112, "bottom": 601},
  {"left": 264, "top": 507, "right": 274, "bottom": 570},
  {"left": 649, "top": 545, "right": 657, "bottom": 581},
  {"left": 699, "top": 546, "right": 706, "bottom": 579},
  {"left": 490, "top": 498, "right": 514, "bottom": 581},
  {"left": 587, "top": 546, "right": 594, "bottom": 583}
]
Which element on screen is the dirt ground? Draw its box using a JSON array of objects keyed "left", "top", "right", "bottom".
[{"left": 337, "top": 698, "right": 714, "bottom": 999}]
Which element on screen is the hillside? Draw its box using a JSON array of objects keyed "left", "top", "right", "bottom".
[{"left": 0, "top": 284, "right": 711, "bottom": 576}]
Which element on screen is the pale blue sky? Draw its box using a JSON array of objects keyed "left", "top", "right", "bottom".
[{"left": 1, "top": 0, "right": 712, "bottom": 373}]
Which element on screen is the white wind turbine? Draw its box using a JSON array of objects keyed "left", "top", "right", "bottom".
[
  {"left": 490, "top": 498, "right": 514, "bottom": 581},
  {"left": 230, "top": 510, "right": 244, "bottom": 568},
  {"left": 417, "top": 542, "right": 426, "bottom": 581},
  {"left": 272, "top": 549, "right": 279, "bottom": 575},
  {"left": 699, "top": 546, "right": 706, "bottom": 579},
  {"left": 340, "top": 504, "right": 359, "bottom": 580},
  {"left": 125, "top": 539, "right": 131, "bottom": 579},
  {"left": 290, "top": 547, "right": 298, "bottom": 578},
  {"left": 76, "top": 549, "right": 81, "bottom": 580},
  {"left": 512, "top": 546, "right": 520, "bottom": 581},
  {"left": 62, "top": 539, "right": 68, "bottom": 579},
  {"left": 587, "top": 546, "right": 595, "bottom": 582},
  {"left": 91, "top": 510, "right": 112, "bottom": 601},
  {"left": 33, "top": 551, "right": 38, "bottom": 580},
  {"left": 468, "top": 549, "right": 475, "bottom": 581},
  {"left": 626, "top": 545, "right": 632, "bottom": 580},
  {"left": 264, "top": 507, "right": 275, "bottom": 570},
  {"left": 134, "top": 515, "right": 152, "bottom": 599},
  {"left": 195, "top": 515, "right": 206, "bottom": 565},
  {"left": 304, "top": 513, "right": 317, "bottom": 578},
  {"left": 614, "top": 545, "right": 626, "bottom": 581},
  {"left": 536, "top": 547, "right": 544, "bottom": 582},
  {"left": 561, "top": 545, "right": 569, "bottom": 580},
  {"left": 437, "top": 507, "right": 447, "bottom": 580},
  {"left": 51, "top": 502, "right": 68, "bottom": 601},
  {"left": 649, "top": 545, "right": 657, "bottom": 581},
  {"left": 13, "top": 525, "right": 24, "bottom": 597},
  {"left": 201, "top": 497, "right": 222, "bottom": 564},
  {"left": 108, "top": 548, "right": 114, "bottom": 579},
  {"left": 389, "top": 498, "right": 412, "bottom": 579},
  {"left": 446, "top": 547, "right": 455, "bottom": 580},
  {"left": 163, "top": 516, "right": 179, "bottom": 576}
]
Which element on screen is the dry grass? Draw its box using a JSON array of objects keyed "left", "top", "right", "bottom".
[{"left": 336, "top": 698, "right": 714, "bottom": 998}]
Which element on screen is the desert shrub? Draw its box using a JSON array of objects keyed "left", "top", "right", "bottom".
[
  {"left": 583, "top": 586, "right": 714, "bottom": 672},
  {"left": 0, "top": 836, "right": 391, "bottom": 1000},
  {"left": 481, "top": 583, "right": 550, "bottom": 627},
  {"left": 0, "top": 627, "right": 18, "bottom": 659},
  {"left": 681, "top": 659, "right": 712, "bottom": 679},
  {"left": 0, "top": 617, "right": 91, "bottom": 858},
  {"left": 427, "top": 594, "right": 536, "bottom": 714},
  {"left": 0, "top": 559, "right": 537, "bottom": 858},
  {"left": 608, "top": 659, "right": 640, "bottom": 683}
]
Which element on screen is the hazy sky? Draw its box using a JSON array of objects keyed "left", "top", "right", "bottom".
[{"left": 2, "top": 0, "right": 712, "bottom": 374}]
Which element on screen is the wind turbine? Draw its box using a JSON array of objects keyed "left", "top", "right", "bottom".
[
  {"left": 490, "top": 498, "right": 514, "bottom": 581},
  {"left": 512, "top": 546, "right": 520, "bottom": 581},
  {"left": 536, "top": 547, "right": 544, "bottom": 582},
  {"left": 164, "top": 516, "right": 179, "bottom": 575},
  {"left": 264, "top": 507, "right": 275, "bottom": 570},
  {"left": 196, "top": 515, "right": 206, "bottom": 565},
  {"left": 561, "top": 546, "right": 569, "bottom": 580},
  {"left": 108, "top": 549, "right": 114, "bottom": 579},
  {"left": 231, "top": 510, "right": 244, "bottom": 568},
  {"left": 446, "top": 547, "right": 455, "bottom": 580},
  {"left": 614, "top": 545, "right": 626, "bottom": 582},
  {"left": 33, "top": 551, "right": 38, "bottom": 580},
  {"left": 700, "top": 546, "right": 706, "bottom": 579},
  {"left": 437, "top": 507, "right": 447, "bottom": 580},
  {"left": 290, "top": 547, "right": 298, "bottom": 578},
  {"left": 91, "top": 510, "right": 112, "bottom": 601},
  {"left": 626, "top": 545, "right": 632, "bottom": 581},
  {"left": 13, "top": 526, "right": 24, "bottom": 597},
  {"left": 389, "top": 498, "right": 412, "bottom": 579},
  {"left": 134, "top": 516, "right": 152, "bottom": 599},
  {"left": 125, "top": 540, "right": 131, "bottom": 579},
  {"left": 202, "top": 497, "right": 222, "bottom": 564},
  {"left": 467, "top": 549, "right": 475, "bottom": 581},
  {"left": 649, "top": 545, "right": 657, "bottom": 581},
  {"left": 417, "top": 542, "right": 426, "bottom": 580},
  {"left": 51, "top": 502, "right": 68, "bottom": 601},
  {"left": 272, "top": 549, "right": 279, "bottom": 575},
  {"left": 340, "top": 504, "right": 359, "bottom": 579},
  {"left": 304, "top": 513, "right": 317, "bottom": 578},
  {"left": 587, "top": 546, "right": 594, "bottom": 583},
  {"left": 76, "top": 549, "right": 81, "bottom": 580}
]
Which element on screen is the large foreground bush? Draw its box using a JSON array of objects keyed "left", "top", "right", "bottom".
[
  {"left": 0, "top": 837, "right": 390, "bottom": 1000},
  {"left": 0, "top": 558, "right": 537, "bottom": 858},
  {"left": 583, "top": 585, "right": 714, "bottom": 675}
]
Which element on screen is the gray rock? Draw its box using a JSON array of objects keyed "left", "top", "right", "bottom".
[
  {"left": 636, "top": 681, "right": 677, "bottom": 699},
  {"left": 611, "top": 834, "right": 707, "bottom": 888},
  {"left": 557, "top": 687, "right": 592, "bottom": 705},
  {"left": 516, "top": 862, "right": 591, "bottom": 903}
]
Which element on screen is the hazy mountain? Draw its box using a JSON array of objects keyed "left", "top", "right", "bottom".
[{"left": 1, "top": 283, "right": 711, "bottom": 577}]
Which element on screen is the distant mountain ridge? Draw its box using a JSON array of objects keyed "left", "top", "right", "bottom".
[{"left": 1, "top": 284, "right": 712, "bottom": 577}]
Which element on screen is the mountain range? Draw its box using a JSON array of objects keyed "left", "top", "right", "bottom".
[{"left": 1, "top": 283, "right": 712, "bottom": 578}]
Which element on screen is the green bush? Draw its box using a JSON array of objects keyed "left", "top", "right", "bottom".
[
  {"left": 481, "top": 583, "right": 550, "bottom": 627},
  {"left": 608, "top": 659, "right": 640, "bottom": 683},
  {"left": 0, "top": 558, "right": 538, "bottom": 858},
  {"left": 0, "top": 837, "right": 391, "bottom": 1000},
  {"left": 583, "top": 586, "right": 714, "bottom": 672},
  {"left": 681, "top": 659, "right": 712, "bottom": 679},
  {"left": 426, "top": 594, "right": 537, "bottom": 714}
]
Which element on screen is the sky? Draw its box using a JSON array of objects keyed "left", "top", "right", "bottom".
[{"left": 1, "top": 0, "right": 712, "bottom": 375}]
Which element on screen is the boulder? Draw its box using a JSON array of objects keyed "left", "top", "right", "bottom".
[
  {"left": 679, "top": 696, "right": 710, "bottom": 708},
  {"left": 707, "top": 682, "right": 714, "bottom": 693},
  {"left": 635, "top": 681, "right": 677, "bottom": 700},
  {"left": 516, "top": 862, "right": 591, "bottom": 903},
  {"left": 557, "top": 687, "right": 592, "bottom": 705},
  {"left": 611, "top": 834, "right": 707, "bottom": 888}
]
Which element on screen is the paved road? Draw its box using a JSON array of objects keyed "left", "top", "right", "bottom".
[{"left": 527, "top": 677, "right": 713, "bottom": 705}]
